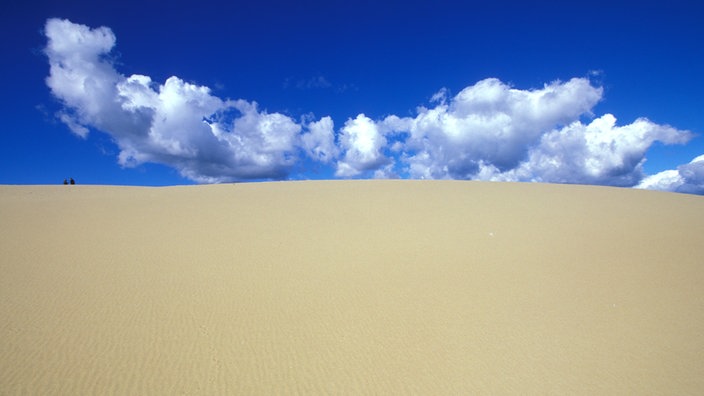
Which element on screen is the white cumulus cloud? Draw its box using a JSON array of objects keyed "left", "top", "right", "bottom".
[
  {"left": 44, "top": 18, "right": 698, "bottom": 193},
  {"left": 335, "top": 114, "right": 391, "bottom": 177},
  {"left": 300, "top": 116, "right": 338, "bottom": 163},
  {"left": 506, "top": 114, "right": 694, "bottom": 186},
  {"left": 636, "top": 155, "right": 704, "bottom": 194},
  {"left": 397, "top": 77, "right": 604, "bottom": 179},
  {"left": 353, "top": 78, "right": 692, "bottom": 188},
  {"left": 45, "top": 18, "right": 328, "bottom": 183}
]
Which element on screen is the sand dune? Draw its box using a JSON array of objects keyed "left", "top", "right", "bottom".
[{"left": 1, "top": 180, "right": 703, "bottom": 394}]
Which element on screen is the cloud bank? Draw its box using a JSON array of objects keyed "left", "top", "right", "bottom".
[{"left": 45, "top": 19, "right": 702, "bottom": 192}]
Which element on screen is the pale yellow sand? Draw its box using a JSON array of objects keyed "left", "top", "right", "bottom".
[{"left": 1, "top": 181, "right": 703, "bottom": 394}]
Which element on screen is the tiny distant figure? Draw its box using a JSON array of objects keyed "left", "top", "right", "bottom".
[
  {"left": 70, "top": 177, "right": 75, "bottom": 185},
  {"left": 63, "top": 178, "right": 68, "bottom": 185}
]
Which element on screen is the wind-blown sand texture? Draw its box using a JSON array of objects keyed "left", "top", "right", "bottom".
[{"left": 1, "top": 180, "right": 703, "bottom": 394}]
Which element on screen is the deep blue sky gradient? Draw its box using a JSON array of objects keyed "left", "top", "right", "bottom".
[{"left": 1, "top": 0, "right": 702, "bottom": 185}]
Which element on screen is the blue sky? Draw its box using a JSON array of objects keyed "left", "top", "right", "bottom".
[{"left": 1, "top": 0, "right": 703, "bottom": 192}]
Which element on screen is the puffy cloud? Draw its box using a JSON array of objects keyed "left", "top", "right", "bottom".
[
  {"left": 397, "top": 77, "right": 604, "bottom": 179},
  {"left": 335, "top": 114, "right": 390, "bottom": 177},
  {"left": 44, "top": 18, "right": 327, "bottom": 182},
  {"left": 636, "top": 155, "right": 704, "bottom": 194},
  {"left": 45, "top": 18, "right": 697, "bottom": 192},
  {"left": 300, "top": 116, "right": 338, "bottom": 163},
  {"left": 369, "top": 78, "right": 692, "bottom": 189},
  {"left": 45, "top": 18, "right": 123, "bottom": 134},
  {"left": 506, "top": 115, "right": 694, "bottom": 186},
  {"left": 636, "top": 170, "right": 685, "bottom": 192}
]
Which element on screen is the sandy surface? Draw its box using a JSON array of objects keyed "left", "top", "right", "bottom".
[{"left": 1, "top": 180, "right": 703, "bottom": 394}]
